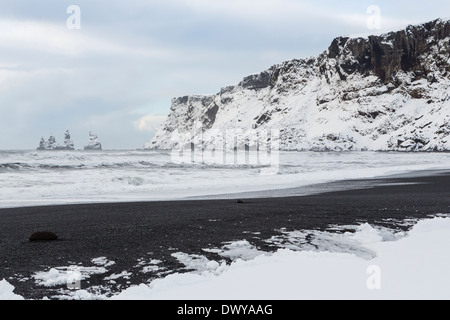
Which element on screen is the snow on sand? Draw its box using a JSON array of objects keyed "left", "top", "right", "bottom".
[
  {"left": 2, "top": 216, "right": 449, "bottom": 300},
  {"left": 114, "top": 216, "right": 450, "bottom": 300}
]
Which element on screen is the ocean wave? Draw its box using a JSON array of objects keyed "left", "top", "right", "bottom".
[
  {"left": 0, "top": 163, "right": 32, "bottom": 170},
  {"left": 0, "top": 162, "right": 87, "bottom": 171},
  {"left": 112, "top": 176, "right": 146, "bottom": 186},
  {"left": 38, "top": 164, "right": 86, "bottom": 170},
  {"left": 0, "top": 161, "right": 161, "bottom": 171}
]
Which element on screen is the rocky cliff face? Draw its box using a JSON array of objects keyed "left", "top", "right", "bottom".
[
  {"left": 144, "top": 19, "right": 450, "bottom": 151},
  {"left": 326, "top": 19, "right": 450, "bottom": 82}
]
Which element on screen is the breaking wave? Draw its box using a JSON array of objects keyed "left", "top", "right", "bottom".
[{"left": 1, "top": 149, "right": 450, "bottom": 208}]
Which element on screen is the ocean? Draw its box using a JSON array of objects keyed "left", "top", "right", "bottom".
[{"left": 0, "top": 149, "right": 449, "bottom": 208}]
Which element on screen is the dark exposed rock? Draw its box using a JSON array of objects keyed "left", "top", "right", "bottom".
[
  {"left": 326, "top": 19, "right": 450, "bottom": 82},
  {"left": 29, "top": 231, "right": 58, "bottom": 241},
  {"left": 202, "top": 104, "right": 220, "bottom": 130},
  {"left": 358, "top": 111, "right": 382, "bottom": 119},
  {"left": 175, "top": 96, "right": 189, "bottom": 105},
  {"left": 239, "top": 71, "right": 272, "bottom": 90},
  {"left": 254, "top": 112, "right": 272, "bottom": 128},
  {"left": 221, "top": 97, "right": 233, "bottom": 104}
]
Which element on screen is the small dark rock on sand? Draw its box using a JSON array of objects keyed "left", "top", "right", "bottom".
[{"left": 29, "top": 231, "right": 58, "bottom": 241}]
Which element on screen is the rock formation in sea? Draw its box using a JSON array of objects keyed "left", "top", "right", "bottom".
[
  {"left": 84, "top": 131, "right": 103, "bottom": 150},
  {"left": 37, "top": 130, "right": 75, "bottom": 150}
]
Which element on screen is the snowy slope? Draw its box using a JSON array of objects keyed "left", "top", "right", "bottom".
[{"left": 144, "top": 19, "right": 450, "bottom": 151}]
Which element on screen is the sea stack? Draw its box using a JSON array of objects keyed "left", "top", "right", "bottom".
[
  {"left": 84, "top": 131, "right": 102, "bottom": 150},
  {"left": 37, "top": 131, "right": 75, "bottom": 150}
]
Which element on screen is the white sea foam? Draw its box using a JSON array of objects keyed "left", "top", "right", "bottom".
[{"left": 0, "top": 150, "right": 449, "bottom": 208}]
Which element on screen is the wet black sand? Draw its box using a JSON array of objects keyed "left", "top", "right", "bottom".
[{"left": 0, "top": 170, "right": 449, "bottom": 299}]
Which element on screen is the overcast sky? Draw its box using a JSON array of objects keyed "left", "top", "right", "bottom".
[{"left": 0, "top": 0, "right": 448, "bottom": 149}]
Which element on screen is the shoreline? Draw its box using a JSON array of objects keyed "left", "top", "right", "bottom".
[
  {"left": 186, "top": 168, "right": 450, "bottom": 200},
  {"left": 1, "top": 168, "right": 448, "bottom": 210},
  {"left": 0, "top": 169, "right": 449, "bottom": 299}
]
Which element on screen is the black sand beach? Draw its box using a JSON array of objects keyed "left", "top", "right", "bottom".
[{"left": 1, "top": 170, "right": 449, "bottom": 300}]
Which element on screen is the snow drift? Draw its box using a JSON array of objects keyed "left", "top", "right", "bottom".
[{"left": 113, "top": 216, "right": 450, "bottom": 300}]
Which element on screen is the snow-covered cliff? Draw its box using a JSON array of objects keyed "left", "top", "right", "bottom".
[{"left": 144, "top": 19, "right": 450, "bottom": 151}]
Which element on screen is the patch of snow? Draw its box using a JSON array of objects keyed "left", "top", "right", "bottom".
[
  {"left": 0, "top": 279, "right": 24, "bottom": 300},
  {"left": 206, "top": 240, "right": 267, "bottom": 261},
  {"left": 91, "top": 257, "right": 115, "bottom": 267},
  {"left": 33, "top": 266, "right": 107, "bottom": 287},
  {"left": 105, "top": 271, "right": 132, "bottom": 281}
]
